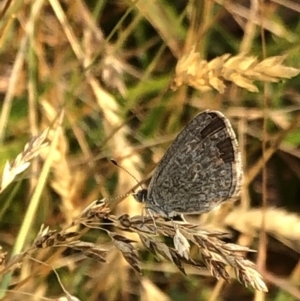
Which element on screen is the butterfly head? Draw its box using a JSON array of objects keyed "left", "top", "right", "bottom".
[{"left": 133, "top": 188, "right": 148, "bottom": 203}]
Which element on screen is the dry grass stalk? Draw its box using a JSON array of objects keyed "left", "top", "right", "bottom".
[
  {"left": 40, "top": 102, "right": 81, "bottom": 224},
  {"left": 171, "top": 48, "right": 300, "bottom": 93},
  {"left": 0, "top": 199, "right": 268, "bottom": 293},
  {"left": 0, "top": 246, "right": 7, "bottom": 266},
  {"left": 0, "top": 129, "right": 48, "bottom": 192},
  {"left": 225, "top": 207, "right": 300, "bottom": 248}
]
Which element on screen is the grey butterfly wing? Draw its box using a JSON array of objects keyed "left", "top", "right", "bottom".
[{"left": 146, "top": 110, "right": 243, "bottom": 217}]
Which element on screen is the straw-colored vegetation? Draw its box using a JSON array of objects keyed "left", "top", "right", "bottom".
[{"left": 0, "top": 1, "right": 300, "bottom": 300}]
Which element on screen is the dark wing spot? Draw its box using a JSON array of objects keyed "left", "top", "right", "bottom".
[
  {"left": 200, "top": 113, "right": 225, "bottom": 139},
  {"left": 216, "top": 137, "right": 235, "bottom": 163}
]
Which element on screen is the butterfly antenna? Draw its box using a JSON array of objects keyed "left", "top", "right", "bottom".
[
  {"left": 108, "top": 192, "right": 132, "bottom": 202},
  {"left": 110, "top": 159, "right": 142, "bottom": 189}
]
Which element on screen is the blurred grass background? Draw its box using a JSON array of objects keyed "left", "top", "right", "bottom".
[{"left": 0, "top": 0, "right": 300, "bottom": 300}]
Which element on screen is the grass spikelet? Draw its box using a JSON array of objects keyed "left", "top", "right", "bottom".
[
  {"left": 0, "top": 129, "right": 48, "bottom": 192},
  {"left": 171, "top": 48, "right": 300, "bottom": 93},
  {"left": 0, "top": 199, "right": 268, "bottom": 293}
]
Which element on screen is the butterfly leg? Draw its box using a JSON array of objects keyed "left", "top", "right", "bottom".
[{"left": 144, "top": 207, "right": 157, "bottom": 234}]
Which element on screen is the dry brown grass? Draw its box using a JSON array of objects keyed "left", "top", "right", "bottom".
[
  {"left": 0, "top": 0, "right": 300, "bottom": 300},
  {"left": 0, "top": 198, "right": 268, "bottom": 297}
]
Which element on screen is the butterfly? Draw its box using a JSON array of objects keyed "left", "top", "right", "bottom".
[{"left": 133, "top": 110, "right": 243, "bottom": 218}]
